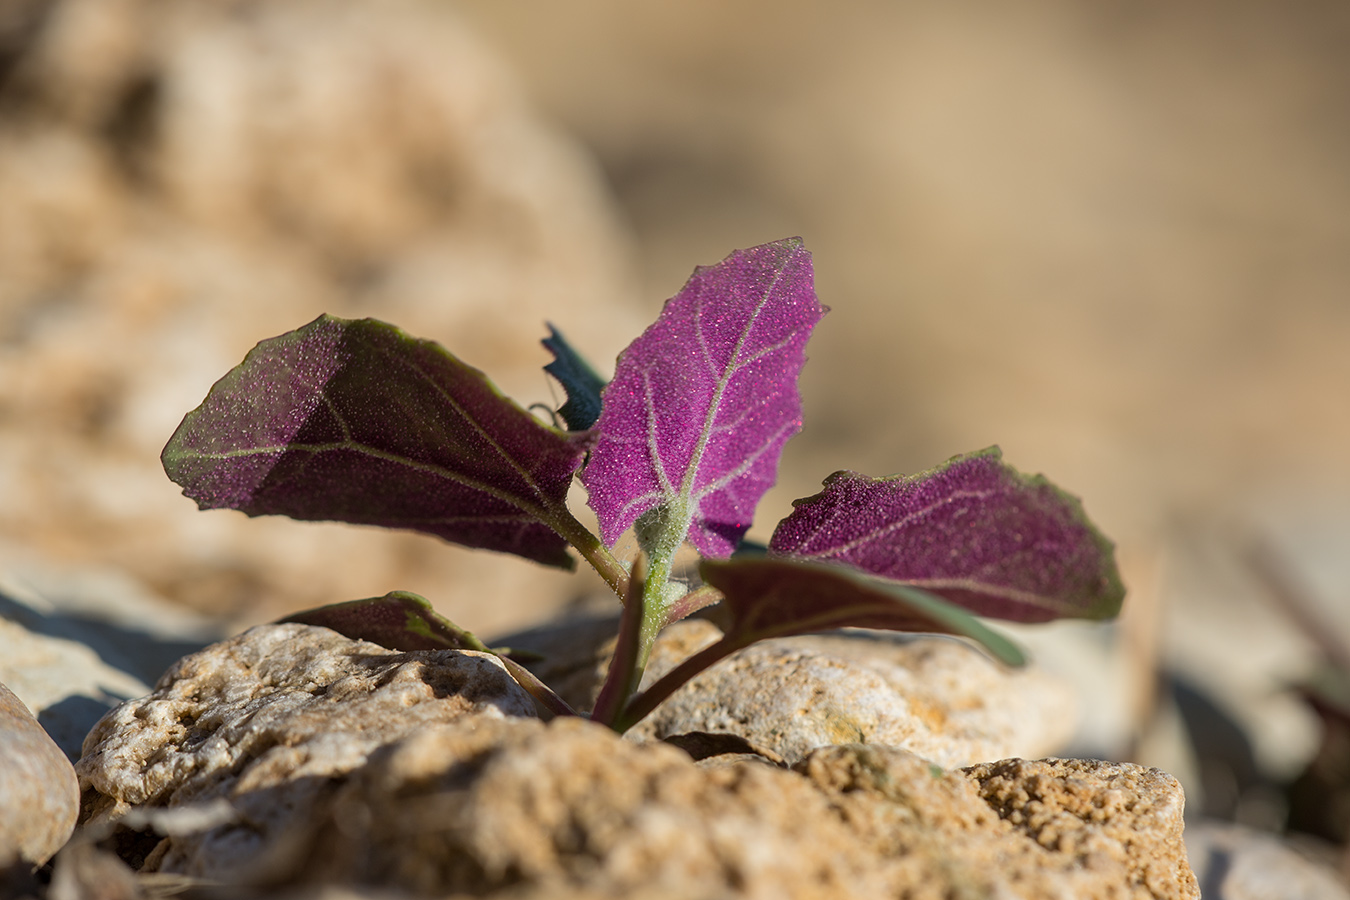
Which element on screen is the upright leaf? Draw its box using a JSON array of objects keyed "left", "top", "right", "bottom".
[
  {"left": 767, "top": 447, "right": 1124, "bottom": 622},
  {"left": 541, "top": 324, "right": 607, "bottom": 431},
  {"left": 163, "top": 315, "right": 587, "bottom": 567},
  {"left": 582, "top": 238, "right": 825, "bottom": 557}
]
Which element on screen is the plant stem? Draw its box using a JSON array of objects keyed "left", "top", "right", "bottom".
[
  {"left": 588, "top": 561, "right": 647, "bottom": 727},
  {"left": 592, "top": 519, "right": 685, "bottom": 729},
  {"left": 548, "top": 508, "right": 630, "bottom": 601},
  {"left": 612, "top": 636, "right": 744, "bottom": 732},
  {"left": 663, "top": 584, "right": 722, "bottom": 626},
  {"left": 594, "top": 500, "right": 693, "bottom": 731}
]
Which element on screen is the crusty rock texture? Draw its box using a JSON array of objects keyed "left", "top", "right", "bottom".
[
  {"left": 0, "top": 682, "right": 79, "bottom": 866},
  {"left": 76, "top": 624, "right": 1198, "bottom": 898},
  {"left": 964, "top": 756, "right": 1198, "bottom": 899},
  {"left": 512, "top": 616, "right": 1076, "bottom": 767},
  {"left": 75, "top": 622, "right": 536, "bottom": 873}
]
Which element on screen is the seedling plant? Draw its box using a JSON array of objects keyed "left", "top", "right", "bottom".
[{"left": 162, "top": 238, "right": 1124, "bottom": 733}]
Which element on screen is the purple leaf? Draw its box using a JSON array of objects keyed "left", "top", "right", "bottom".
[
  {"left": 163, "top": 315, "right": 587, "bottom": 567},
  {"left": 582, "top": 238, "right": 825, "bottom": 557},
  {"left": 699, "top": 556, "right": 1025, "bottom": 665},
  {"left": 281, "top": 591, "right": 491, "bottom": 652},
  {"left": 767, "top": 447, "right": 1124, "bottom": 622},
  {"left": 615, "top": 556, "right": 1024, "bottom": 729}
]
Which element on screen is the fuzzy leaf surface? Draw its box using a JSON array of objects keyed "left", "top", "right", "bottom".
[
  {"left": 583, "top": 238, "right": 824, "bottom": 556},
  {"left": 542, "top": 324, "right": 607, "bottom": 431},
  {"left": 162, "top": 315, "right": 586, "bottom": 567},
  {"left": 699, "top": 557, "right": 1024, "bottom": 666},
  {"left": 281, "top": 591, "right": 491, "bottom": 652},
  {"left": 768, "top": 447, "right": 1124, "bottom": 622}
]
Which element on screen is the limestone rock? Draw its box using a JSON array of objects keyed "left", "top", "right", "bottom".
[
  {"left": 963, "top": 756, "right": 1197, "bottom": 899},
  {"left": 76, "top": 622, "right": 1198, "bottom": 898},
  {"left": 615, "top": 619, "right": 1076, "bottom": 767},
  {"left": 141, "top": 717, "right": 1195, "bottom": 898},
  {"left": 76, "top": 622, "right": 536, "bottom": 868},
  {"left": 0, "top": 548, "right": 217, "bottom": 760},
  {"left": 0, "top": 682, "right": 79, "bottom": 866}
]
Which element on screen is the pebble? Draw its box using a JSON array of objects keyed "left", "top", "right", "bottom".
[{"left": 0, "top": 682, "right": 79, "bottom": 866}]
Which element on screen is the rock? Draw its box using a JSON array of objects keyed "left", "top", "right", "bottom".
[
  {"left": 77, "top": 625, "right": 1198, "bottom": 897},
  {"left": 1185, "top": 821, "right": 1350, "bottom": 900},
  {"left": 962, "top": 756, "right": 1197, "bottom": 898},
  {"left": 0, "top": 682, "right": 79, "bottom": 866},
  {"left": 157, "top": 721, "right": 1198, "bottom": 898},
  {"left": 0, "top": 0, "right": 637, "bottom": 635},
  {"left": 0, "top": 547, "right": 218, "bottom": 760},
  {"left": 529, "top": 617, "right": 1076, "bottom": 767},
  {"left": 76, "top": 622, "right": 537, "bottom": 854}
]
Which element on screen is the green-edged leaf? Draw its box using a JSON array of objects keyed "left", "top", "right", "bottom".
[
  {"left": 768, "top": 448, "right": 1124, "bottom": 622},
  {"left": 162, "top": 315, "right": 587, "bottom": 567},
  {"left": 283, "top": 592, "right": 577, "bottom": 716},
  {"left": 699, "top": 556, "right": 1025, "bottom": 665},
  {"left": 280, "top": 591, "right": 491, "bottom": 652}
]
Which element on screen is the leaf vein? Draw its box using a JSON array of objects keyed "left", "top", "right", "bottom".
[{"left": 807, "top": 488, "right": 1001, "bottom": 558}]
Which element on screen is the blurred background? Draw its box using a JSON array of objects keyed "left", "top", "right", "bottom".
[{"left": 1, "top": 0, "right": 1347, "bottom": 870}]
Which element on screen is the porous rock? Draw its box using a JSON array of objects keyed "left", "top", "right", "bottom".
[
  {"left": 77, "top": 624, "right": 1199, "bottom": 898},
  {"left": 515, "top": 617, "right": 1077, "bottom": 767},
  {"left": 963, "top": 756, "right": 1197, "bottom": 898},
  {"left": 0, "top": 682, "right": 79, "bottom": 866},
  {"left": 76, "top": 622, "right": 535, "bottom": 874},
  {"left": 172, "top": 719, "right": 1196, "bottom": 898}
]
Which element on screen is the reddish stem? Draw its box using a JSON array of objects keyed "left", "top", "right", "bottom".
[{"left": 612, "top": 636, "right": 744, "bottom": 732}]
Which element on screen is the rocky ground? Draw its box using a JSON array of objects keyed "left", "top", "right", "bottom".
[{"left": 2, "top": 0, "right": 1349, "bottom": 897}]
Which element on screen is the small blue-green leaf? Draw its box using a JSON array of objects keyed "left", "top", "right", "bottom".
[{"left": 542, "top": 323, "right": 607, "bottom": 431}]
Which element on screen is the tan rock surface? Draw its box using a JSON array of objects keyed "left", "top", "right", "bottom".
[
  {"left": 964, "top": 756, "right": 1197, "bottom": 899},
  {"left": 76, "top": 626, "right": 1195, "bottom": 898},
  {"left": 0, "top": 682, "right": 79, "bottom": 866},
  {"left": 75, "top": 623, "right": 536, "bottom": 847},
  {"left": 123, "top": 718, "right": 1196, "bottom": 898},
  {"left": 512, "top": 617, "right": 1075, "bottom": 767}
]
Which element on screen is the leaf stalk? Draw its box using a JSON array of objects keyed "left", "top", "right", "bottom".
[
  {"left": 548, "top": 508, "right": 630, "bottom": 600},
  {"left": 613, "top": 635, "right": 744, "bottom": 732},
  {"left": 589, "top": 555, "right": 649, "bottom": 727}
]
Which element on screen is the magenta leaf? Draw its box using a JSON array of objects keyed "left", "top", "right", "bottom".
[
  {"left": 767, "top": 447, "right": 1124, "bottom": 622},
  {"left": 281, "top": 591, "right": 492, "bottom": 652},
  {"left": 162, "top": 315, "right": 587, "bottom": 567},
  {"left": 582, "top": 238, "right": 825, "bottom": 557},
  {"left": 700, "top": 556, "right": 1025, "bottom": 665}
]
